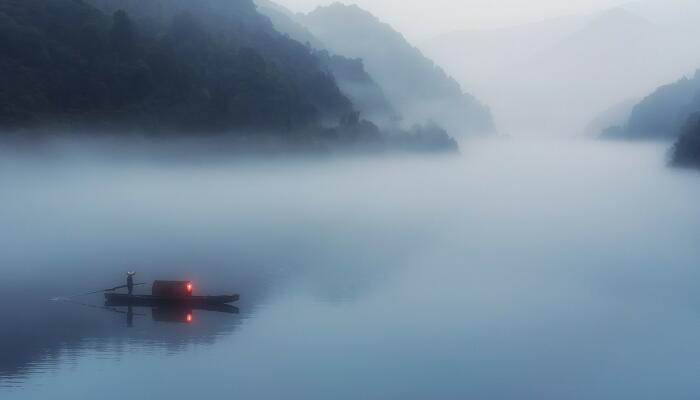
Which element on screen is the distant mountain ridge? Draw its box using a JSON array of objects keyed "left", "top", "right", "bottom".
[
  {"left": 254, "top": 0, "right": 397, "bottom": 128},
  {"left": 297, "top": 3, "right": 495, "bottom": 136},
  {"left": 596, "top": 68, "right": 700, "bottom": 168},
  {"left": 255, "top": 0, "right": 322, "bottom": 48},
  {"left": 423, "top": 1, "right": 700, "bottom": 136},
  {"left": 627, "top": 71, "right": 700, "bottom": 138},
  {"left": 602, "top": 71, "right": 700, "bottom": 139}
]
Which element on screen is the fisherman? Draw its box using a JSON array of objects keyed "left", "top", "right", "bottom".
[{"left": 127, "top": 271, "right": 136, "bottom": 295}]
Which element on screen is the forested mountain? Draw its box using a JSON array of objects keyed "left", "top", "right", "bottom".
[
  {"left": 297, "top": 3, "right": 495, "bottom": 136},
  {"left": 88, "top": 0, "right": 269, "bottom": 28},
  {"left": 602, "top": 71, "right": 700, "bottom": 139},
  {"left": 86, "top": 0, "right": 355, "bottom": 127},
  {"left": 672, "top": 113, "right": 700, "bottom": 168},
  {"left": 0, "top": 0, "right": 351, "bottom": 132},
  {"left": 0, "top": 0, "right": 456, "bottom": 152}
]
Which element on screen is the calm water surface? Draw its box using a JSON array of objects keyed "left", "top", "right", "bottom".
[{"left": 1, "top": 140, "right": 699, "bottom": 399}]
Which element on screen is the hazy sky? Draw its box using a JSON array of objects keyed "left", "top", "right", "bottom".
[{"left": 274, "top": 0, "right": 632, "bottom": 40}]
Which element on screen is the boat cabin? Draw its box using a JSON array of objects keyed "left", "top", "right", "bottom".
[{"left": 152, "top": 280, "right": 193, "bottom": 297}]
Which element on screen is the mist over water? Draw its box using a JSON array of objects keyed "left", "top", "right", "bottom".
[{"left": 2, "top": 140, "right": 700, "bottom": 399}]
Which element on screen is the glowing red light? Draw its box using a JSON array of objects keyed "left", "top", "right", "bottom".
[
  {"left": 186, "top": 313, "right": 193, "bottom": 323},
  {"left": 186, "top": 282, "right": 193, "bottom": 294}
]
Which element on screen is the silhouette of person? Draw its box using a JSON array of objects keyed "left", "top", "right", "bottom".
[{"left": 127, "top": 271, "right": 136, "bottom": 295}]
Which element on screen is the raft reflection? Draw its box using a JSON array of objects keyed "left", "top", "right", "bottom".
[{"left": 116, "top": 304, "right": 240, "bottom": 326}]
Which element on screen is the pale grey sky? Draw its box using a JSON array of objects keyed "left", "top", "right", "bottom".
[{"left": 274, "top": 0, "right": 632, "bottom": 40}]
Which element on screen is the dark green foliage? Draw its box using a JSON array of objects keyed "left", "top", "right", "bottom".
[
  {"left": 307, "top": 113, "right": 458, "bottom": 154},
  {"left": 321, "top": 111, "right": 385, "bottom": 150},
  {"left": 392, "top": 122, "right": 459, "bottom": 153},
  {"left": 0, "top": 0, "right": 352, "bottom": 133},
  {"left": 85, "top": 0, "right": 354, "bottom": 126},
  {"left": 672, "top": 113, "right": 700, "bottom": 168}
]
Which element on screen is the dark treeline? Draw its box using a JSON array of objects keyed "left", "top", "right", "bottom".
[
  {"left": 672, "top": 113, "right": 700, "bottom": 168},
  {"left": 0, "top": 0, "right": 457, "bottom": 153}
]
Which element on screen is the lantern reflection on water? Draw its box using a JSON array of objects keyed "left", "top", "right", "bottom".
[{"left": 152, "top": 307, "right": 195, "bottom": 324}]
